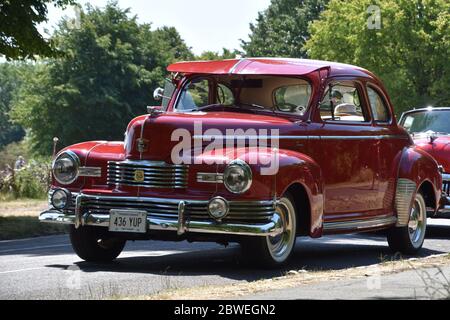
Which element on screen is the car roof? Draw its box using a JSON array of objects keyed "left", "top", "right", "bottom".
[
  {"left": 401, "top": 107, "right": 450, "bottom": 116},
  {"left": 167, "top": 58, "right": 376, "bottom": 78}
]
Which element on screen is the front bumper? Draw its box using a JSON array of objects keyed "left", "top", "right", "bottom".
[{"left": 39, "top": 192, "right": 283, "bottom": 237}]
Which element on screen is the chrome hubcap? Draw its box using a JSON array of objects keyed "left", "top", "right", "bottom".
[
  {"left": 266, "top": 199, "right": 296, "bottom": 262},
  {"left": 408, "top": 196, "right": 426, "bottom": 247}
]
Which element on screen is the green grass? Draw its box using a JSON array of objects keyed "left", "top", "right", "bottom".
[{"left": 0, "top": 216, "right": 68, "bottom": 240}]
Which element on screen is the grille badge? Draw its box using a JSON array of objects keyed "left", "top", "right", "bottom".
[{"left": 134, "top": 170, "right": 145, "bottom": 182}]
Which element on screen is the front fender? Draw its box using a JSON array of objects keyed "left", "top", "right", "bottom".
[
  {"left": 396, "top": 146, "right": 442, "bottom": 224},
  {"left": 275, "top": 150, "right": 324, "bottom": 238}
]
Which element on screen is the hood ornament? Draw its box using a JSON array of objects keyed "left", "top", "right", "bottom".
[
  {"left": 147, "top": 106, "right": 163, "bottom": 117},
  {"left": 428, "top": 133, "right": 438, "bottom": 144},
  {"left": 137, "top": 138, "right": 149, "bottom": 153}
]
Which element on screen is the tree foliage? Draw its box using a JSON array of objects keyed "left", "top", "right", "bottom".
[
  {"left": 241, "top": 0, "right": 329, "bottom": 58},
  {"left": 0, "top": 63, "right": 29, "bottom": 148},
  {"left": 0, "top": 0, "right": 76, "bottom": 60},
  {"left": 305, "top": 0, "right": 450, "bottom": 114},
  {"left": 11, "top": 2, "right": 192, "bottom": 154},
  {"left": 196, "top": 48, "right": 239, "bottom": 61}
]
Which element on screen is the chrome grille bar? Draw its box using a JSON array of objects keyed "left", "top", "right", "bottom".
[
  {"left": 78, "top": 194, "right": 275, "bottom": 224},
  {"left": 443, "top": 174, "right": 450, "bottom": 196},
  {"left": 107, "top": 160, "right": 188, "bottom": 189}
]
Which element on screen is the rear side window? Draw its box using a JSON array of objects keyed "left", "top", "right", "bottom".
[
  {"left": 320, "top": 83, "right": 368, "bottom": 122},
  {"left": 367, "top": 86, "right": 390, "bottom": 122}
]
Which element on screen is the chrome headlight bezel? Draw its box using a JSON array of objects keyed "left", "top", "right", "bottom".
[
  {"left": 50, "top": 188, "right": 71, "bottom": 210},
  {"left": 223, "top": 159, "right": 253, "bottom": 194},
  {"left": 52, "top": 151, "right": 80, "bottom": 185}
]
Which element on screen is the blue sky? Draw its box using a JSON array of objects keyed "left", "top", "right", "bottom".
[{"left": 42, "top": 0, "right": 272, "bottom": 55}]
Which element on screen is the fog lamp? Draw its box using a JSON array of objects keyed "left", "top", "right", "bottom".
[
  {"left": 51, "top": 188, "right": 71, "bottom": 210},
  {"left": 208, "top": 197, "right": 229, "bottom": 220}
]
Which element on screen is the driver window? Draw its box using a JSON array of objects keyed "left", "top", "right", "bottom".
[
  {"left": 177, "top": 78, "right": 210, "bottom": 111},
  {"left": 274, "top": 84, "right": 310, "bottom": 115},
  {"left": 320, "top": 84, "right": 368, "bottom": 122}
]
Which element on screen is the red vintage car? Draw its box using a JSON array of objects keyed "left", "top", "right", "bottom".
[
  {"left": 399, "top": 107, "right": 450, "bottom": 215},
  {"left": 40, "top": 58, "right": 442, "bottom": 267}
]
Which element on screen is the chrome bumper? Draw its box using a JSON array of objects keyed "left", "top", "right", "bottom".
[
  {"left": 39, "top": 193, "right": 283, "bottom": 237},
  {"left": 441, "top": 173, "right": 450, "bottom": 213}
]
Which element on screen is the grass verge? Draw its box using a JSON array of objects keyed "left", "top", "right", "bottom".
[
  {"left": 0, "top": 198, "right": 68, "bottom": 240},
  {"left": 126, "top": 254, "right": 450, "bottom": 300},
  {"left": 0, "top": 216, "right": 68, "bottom": 240}
]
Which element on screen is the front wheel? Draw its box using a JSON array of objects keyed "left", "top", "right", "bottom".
[
  {"left": 240, "top": 194, "right": 297, "bottom": 268},
  {"left": 387, "top": 192, "right": 427, "bottom": 255},
  {"left": 69, "top": 226, "right": 126, "bottom": 262}
]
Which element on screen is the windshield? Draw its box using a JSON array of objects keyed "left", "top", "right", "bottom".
[
  {"left": 175, "top": 75, "right": 312, "bottom": 116},
  {"left": 400, "top": 110, "right": 450, "bottom": 135}
]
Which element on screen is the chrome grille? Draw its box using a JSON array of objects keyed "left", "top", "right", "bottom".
[
  {"left": 79, "top": 195, "right": 275, "bottom": 223},
  {"left": 443, "top": 181, "right": 450, "bottom": 197},
  {"left": 107, "top": 160, "right": 188, "bottom": 189}
]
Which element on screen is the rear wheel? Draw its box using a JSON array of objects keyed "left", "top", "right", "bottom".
[
  {"left": 387, "top": 192, "right": 427, "bottom": 254},
  {"left": 69, "top": 226, "right": 126, "bottom": 262},
  {"left": 240, "top": 194, "right": 297, "bottom": 268}
]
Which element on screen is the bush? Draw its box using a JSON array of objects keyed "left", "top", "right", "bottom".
[{"left": 0, "top": 160, "right": 50, "bottom": 199}]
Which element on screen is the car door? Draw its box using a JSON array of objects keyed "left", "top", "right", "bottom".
[
  {"left": 365, "top": 82, "right": 408, "bottom": 214},
  {"left": 307, "top": 78, "right": 381, "bottom": 220}
]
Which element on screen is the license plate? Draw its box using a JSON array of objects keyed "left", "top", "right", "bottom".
[{"left": 109, "top": 210, "right": 147, "bottom": 233}]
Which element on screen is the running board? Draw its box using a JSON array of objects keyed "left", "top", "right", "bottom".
[{"left": 323, "top": 215, "right": 397, "bottom": 233}]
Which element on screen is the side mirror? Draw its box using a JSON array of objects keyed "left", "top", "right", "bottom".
[{"left": 153, "top": 87, "right": 164, "bottom": 101}]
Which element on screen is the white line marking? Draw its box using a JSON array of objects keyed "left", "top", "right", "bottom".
[
  {"left": 0, "top": 244, "right": 71, "bottom": 254},
  {"left": 0, "top": 267, "right": 45, "bottom": 274}
]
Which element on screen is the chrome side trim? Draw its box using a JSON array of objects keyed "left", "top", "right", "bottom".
[
  {"left": 323, "top": 215, "right": 397, "bottom": 232},
  {"left": 229, "top": 58, "right": 248, "bottom": 74},
  {"left": 79, "top": 167, "right": 102, "bottom": 177},
  {"left": 38, "top": 210, "right": 283, "bottom": 237},
  {"left": 193, "top": 135, "right": 408, "bottom": 141},
  {"left": 197, "top": 172, "right": 224, "bottom": 183},
  {"left": 395, "top": 178, "right": 416, "bottom": 226}
]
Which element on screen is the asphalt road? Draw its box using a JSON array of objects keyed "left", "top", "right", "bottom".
[{"left": 1, "top": 219, "right": 450, "bottom": 300}]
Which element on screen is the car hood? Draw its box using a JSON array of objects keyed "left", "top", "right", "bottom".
[{"left": 124, "top": 111, "right": 297, "bottom": 162}]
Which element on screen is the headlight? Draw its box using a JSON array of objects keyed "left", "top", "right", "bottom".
[
  {"left": 52, "top": 151, "right": 80, "bottom": 185},
  {"left": 51, "top": 188, "right": 71, "bottom": 210},
  {"left": 223, "top": 159, "right": 252, "bottom": 194}
]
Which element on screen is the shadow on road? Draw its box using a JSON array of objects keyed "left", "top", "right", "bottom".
[{"left": 45, "top": 227, "right": 447, "bottom": 283}]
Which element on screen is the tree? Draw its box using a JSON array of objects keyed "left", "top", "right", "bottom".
[
  {"left": 241, "top": 0, "right": 329, "bottom": 58},
  {"left": 153, "top": 26, "right": 194, "bottom": 62},
  {"left": 0, "top": 0, "right": 76, "bottom": 60},
  {"left": 305, "top": 0, "right": 450, "bottom": 114},
  {"left": 0, "top": 63, "right": 29, "bottom": 148},
  {"left": 11, "top": 2, "right": 193, "bottom": 154},
  {"left": 196, "top": 48, "right": 239, "bottom": 61}
]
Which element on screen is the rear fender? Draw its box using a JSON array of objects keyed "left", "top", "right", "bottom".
[{"left": 396, "top": 146, "right": 442, "bottom": 225}]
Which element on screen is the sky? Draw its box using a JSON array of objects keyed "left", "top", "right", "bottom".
[{"left": 42, "top": 0, "right": 272, "bottom": 55}]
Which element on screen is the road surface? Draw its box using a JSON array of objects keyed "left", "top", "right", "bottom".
[{"left": 1, "top": 219, "right": 449, "bottom": 299}]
